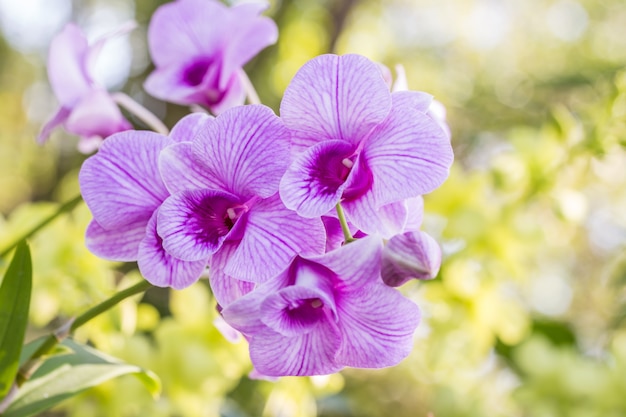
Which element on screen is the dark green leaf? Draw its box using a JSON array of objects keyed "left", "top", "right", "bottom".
[{"left": 0, "top": 242, "right": 32, "bottom": 400}]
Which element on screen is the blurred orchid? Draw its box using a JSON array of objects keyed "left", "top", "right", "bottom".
[
  {"left": 144, "top": 0, "right": 278, "bottom": 114},
  {"left": 38, "top": 23, "right": 133, "bottom": 153},
  {"left": 222, "top": 236, "right": 420, "bottom": 376},
  {"left": 279, "top": 54, "right": 454, "bottom": 237}
]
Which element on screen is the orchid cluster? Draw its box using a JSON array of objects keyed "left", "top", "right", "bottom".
[{"left": 42, "top": 0, "right": 453, "bottom": 377}]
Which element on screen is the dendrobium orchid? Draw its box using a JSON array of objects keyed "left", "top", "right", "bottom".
[
  {"left": 39, "top": 23, "right": 132, "bottom": 153},
  {"left": 222, "top": 236, "right": 420, "bottom": 376},
  {"left": 157, "top": 104, "right": 326, "bottom": 305},
  {"left": 79, "top": 114, "right": 211, "bottom": 289},
  {"left": 144, "top": 0, "right": 278, "bottom": 114},
  {"left": 381, "top": 230, "right": 442, "bottom": 287},
  {"left": 279, "top": 54, "right": 454, "bottom": 237}
]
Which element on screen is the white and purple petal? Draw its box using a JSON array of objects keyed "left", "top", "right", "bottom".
[
  {"left": 219, "top": 4, "right": 278, "bottom": 89},
  {"left": 85, "top": 218, "right": 146, "bottom": 261},
  {"left": 381, "top": 230, "right": 442, "bottom": 287},
  {"left": 335, "top": 283, "right": 420, "bottom": 368},
  {"left": 47, "top": 23, "right": 92, "bottom": 107},
  {"left": 279, "top": 140, "right": 355, "bottom": 218},
  {"left": 248, "top": 321, "right": 342, "bottom": 376},
  {"left": 362, "top": 105, "right": 453, "bottom": 206},
  {"left": 146, "top": 0, "right": 228, "bottom": 67},
  {"left": 280, "top": 54, "right": 392, "bottom": 151},
  {"left": 223, "top": 194, "right": 326, "bottom": 282},
  {"left": 79, "top": 131, "right": 172, "bottom": 229},
  {"left": 157, "top": 189, "right": 242, "bottom": 261},
  {"left": 138, "top": 209, "right": 207, "bottom": 290},
  {"left": 391, "top": 90, "right": 433, "bottom": 113},
  {"left": 159, "top": 142, "right": 226, "bottom": 195},
  {"left": 193, "top": 104, "right": 291, "bottom": 199},
  {"left": 209, "top": 240, "right": 256, "bottom": 307},
  {"left": 169, "top": 112, "right": 214, "bottom": 143},
  {"left": 65, "top": 89, "right": 131, "bottom": 139},
  {"left": 310, "top": 235, "right": 383, "bottom": 291}
]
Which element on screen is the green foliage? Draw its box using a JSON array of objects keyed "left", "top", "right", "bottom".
[
  {"left": 0, "top": 242, "right": 31, "bottom": 400},
  {"left": 3, "top": 339, "right": 160, "bottom": 417}
]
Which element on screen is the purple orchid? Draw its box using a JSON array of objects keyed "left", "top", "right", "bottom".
[
  {"left": 39, "top": 23, "right": 132, "bottom": 152},
  {"left": 144, "top": 0, "right": 277, "bottom": 114},
  {"left": 157, "top": 104, "right": 326, "bottom": 306},
  {"left": 278, "top": 54, "right": 454, "bottom": 237},
  {"left": 222, "top": 236, "right": 420, "bottom": 376},
  {"left": 381, "top": 230, "right": 442, "bottom": 287},
  {"left": 79, "top": 113, "right": 212, "bottom": 289}
]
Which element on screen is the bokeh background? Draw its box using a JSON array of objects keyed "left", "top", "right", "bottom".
[{"left": 1, "top": 0, "right": 626, "bottom": 416}]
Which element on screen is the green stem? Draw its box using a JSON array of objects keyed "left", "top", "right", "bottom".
[
  {"left": 16, "top": 279, "right": 152, "bottom": 387},
  {"left": 0, "top": 194, "right": 83, "bottom": 259},
  {"left": 336, "top": 203, "right": 355, "bottom": 244}
]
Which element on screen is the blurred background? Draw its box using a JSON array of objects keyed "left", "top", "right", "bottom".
[{"left": 1, "top": 0, "right": 626, "bottom": 416}]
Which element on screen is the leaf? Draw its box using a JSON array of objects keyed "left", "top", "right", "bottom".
[
  {"left": 4, "top": 339, "right": 161, "bottom": 417},
  {"left": 0, "top": 242, "right": 32, "bottom": 400}
]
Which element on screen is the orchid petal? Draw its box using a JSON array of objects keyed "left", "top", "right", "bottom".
[
  {"left": 159, "top": 142, "right": 226, "bottom": 195},
  {"left": 310, "top": 235, "right": 383, "bottom": 291},
  {"left": 138, "top": 209, "right": 206, "bottom": 289},
  {"left": 259, "top": 285, "right": 330, "bottom": 336},
  {"left": 169, "top": 112, "right": 214, "bottom": 143},
  {"left": 47, "top": 23, "right": 92, "bottom": 107},
  {"left": 342, "top": 198, "right": 408, "bottom": 238},
  {"left": 157, "top": 189, "right": 241, "bottom": 261},
  {"left": 280, "top": 54, "right": 392, "bottom": 151},
  {"left": 248, "top": 321, "right": 342, "bottom": 376},
  {"left": 206, "top": 71, "right": 246, "bottom": 115},
  {"left": 403, "top": 196, "right": 424, "bottom": 232},
  {"left": 381, "top": 230, "right": 442, "bottom": 287},
  {"left": 219, "top": 6, "right": 277, "bottom": 88},
  {"left": 147, "top": 0, "right": 228, "bottom": 67},
  {"left": 209, "top": 240, "right": 255, "bottom": 307},
  {"left": 37, "top": 106, "right": 70, "bottom": 144},
  {"left": 225, "top": 194, "right": 326, "bottom": 282},
  {"left": 85, "top": 218, "right": 146, "bottom": 261},
  {"left": 279, "top": 140, "right": 355, "bottom": 217},
  {"left": 335, "top": 283, "right": 420, "bottom": 368},
  {"left": 79, "top": 131, "right": 171, "bottom": 229},
  {"left": 363, "top": 105, "right": 453, "bottom": 206},
  {"left": 193, "top": 104, "right": 290, "bottom": 199},
  {"left": 221, "top": 271, "right": 288, "bottom": 334},
  {"left": 391, "top": 91, "right": 433, "bottom": 113},
  {"left": 66, "top": 89, "right": 131, "bottom": 139},
  {"left": 144, "top": 65, "right": 214, "bottom": 106}
]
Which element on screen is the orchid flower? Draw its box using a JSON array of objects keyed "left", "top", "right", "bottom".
[
  {"left": 157, "top": 104, "right": 326, "bottom": 305},
  {"left": 278, "top": 54, "right": 454, "bottom": 237},
  {"left": 38, "top": 23, "right": 133, "bottom": 153},
  {"left": 79, "top": 114, "right": 211, "bottom": 289},
  {"left": 144, "top": 0, "right": 278, "bottom": 114},
  {"left": 222, "top": 236, "right": 420, "bottom": 376}
]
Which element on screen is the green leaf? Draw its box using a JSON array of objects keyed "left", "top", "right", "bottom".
[
  {"left": 4, "top": 339, "right": 161, "bottom": 417},
  {"left": 0, "top": 242, "right": 32, "bottom": 400}
]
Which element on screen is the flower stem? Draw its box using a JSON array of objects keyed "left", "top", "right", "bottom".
[
  {"left": 15, "top": 279, "right": 153, "bottom": 387},
  {"left": 238, "top": 69, "right": 261, "bottom": 105},
  {"left": 0, "top": 194, "right": 83, "bottom": 259},
  {"left": 336, "top": 203, "right": 355, "bottom": 244},
  {"left": 112, "top": 92, "right": 169, "bottom": 136}
]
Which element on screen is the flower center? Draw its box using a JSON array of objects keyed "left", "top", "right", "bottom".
[{"left": 182, "top": 58, "right": 213, "bottom": 86}]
